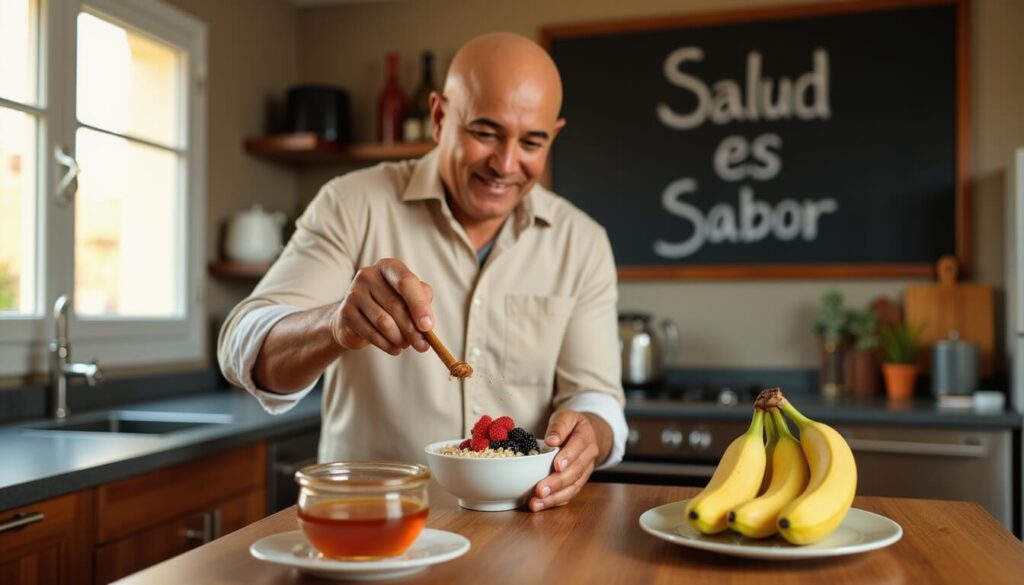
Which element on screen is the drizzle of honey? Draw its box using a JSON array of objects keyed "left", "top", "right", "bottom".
[{"left": 298, "top": 497, "right": 428, "bottom": 559}]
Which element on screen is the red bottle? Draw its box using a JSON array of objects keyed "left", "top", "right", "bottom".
[{"left": 377, "top": 52, "right": 406, "bottom": 144}]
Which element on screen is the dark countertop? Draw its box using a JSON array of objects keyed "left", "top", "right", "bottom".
[
  {"left": 626, "top": 395, "right": 1023, "bottom": 429},
  {"left": 0, "top": 388, "right": 322, "bottom": 512},
  {"left": 2, "top": 385, "right": 1018, "bottom": 513}
]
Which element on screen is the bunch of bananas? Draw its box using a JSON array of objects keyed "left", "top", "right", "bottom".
[{"left": 683, "top": 387, "right": 857, "bottom": 545}]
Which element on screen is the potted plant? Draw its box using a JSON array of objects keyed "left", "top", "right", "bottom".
[
  {"left": 879, "top": 321, "right": 925, "bottom": 400},
  {"left": 844, "top": 307, "right": 880, "bottom": 397},
  {"left": 811, "top": 291, "right": 848, "bottom": 397}
]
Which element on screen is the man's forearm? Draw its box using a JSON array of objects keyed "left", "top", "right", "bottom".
[
  {"left": 582, "top": 412, "right": 614, "bottom": 465},
  {"left": 252, "top": 304, "right": 343, "bottom": 392}
]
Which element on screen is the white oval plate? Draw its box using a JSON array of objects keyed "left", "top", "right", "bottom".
[
  {"left": 639, "top": 499, "right": 902, "bottom": 560},
  {"left": 250, "top": 528, "right": 470, "bottom": 581}
]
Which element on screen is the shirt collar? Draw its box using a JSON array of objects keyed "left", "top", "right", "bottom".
[{"left": 402, "top": 148, "right": 553, "bottom": 228}]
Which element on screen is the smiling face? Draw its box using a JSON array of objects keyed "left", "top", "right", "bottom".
[{"left": 431, "top": 34, "right": 566, "bottom": 236}]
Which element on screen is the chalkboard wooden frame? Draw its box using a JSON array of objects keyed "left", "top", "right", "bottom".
[{"left": 540, "top": 0, "right": 971, "bottom": 280}]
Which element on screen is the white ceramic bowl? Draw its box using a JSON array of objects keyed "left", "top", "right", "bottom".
[{"left": 424, "top": 439, "right": 559, "bottom": 511}]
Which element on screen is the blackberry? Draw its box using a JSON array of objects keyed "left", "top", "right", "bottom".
[
  {"left": 489, "top": 440, "right": 513, "bottom": 452},
  {"left": 508, "top": 427, "right": 538, "bottom": 454}
]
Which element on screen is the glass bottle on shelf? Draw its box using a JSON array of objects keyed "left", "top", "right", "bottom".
[
  {"left": 377, "top": 52, "right": 406, "bottom": 144},
  {"left": 403, "top": 51, "right": 437, "bottom": 143}
]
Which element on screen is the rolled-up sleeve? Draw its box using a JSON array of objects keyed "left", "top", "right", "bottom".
[
  {"left": 553, "top": 227, "right": 626, "bottom": 468},
  {"left": 218, "top": 304, "right": 317, "bottom": 414}
]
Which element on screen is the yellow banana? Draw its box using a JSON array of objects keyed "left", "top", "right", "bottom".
[
  {"left": 728, "top": 408, "right": 809, "bottom": 539},
  {"left": 775, "top": 396, "right": 858, "bottom": 545},
  {"left": 685, "top": 409, "right": 766, "bottom": 534},
  {"left": 759, "top": 412, "right": 778, "bottom": 495}
]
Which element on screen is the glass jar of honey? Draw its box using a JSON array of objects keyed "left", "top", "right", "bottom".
[{"left": 295, "top": 461, "right": 430, "bottom": 560}]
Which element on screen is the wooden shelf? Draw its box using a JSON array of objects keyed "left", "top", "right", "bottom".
[
  {"left": 208, "top": 260, "right": 271, "bottom": 279},
  {"left": 244, "top": 133, "right": 434, "bottom": 165}
]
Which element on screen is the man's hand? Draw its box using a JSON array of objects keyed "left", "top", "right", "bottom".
[
  {"left": 529, "top": 411, "right": 613, "bottom": 512},
  {"left": 330, "top": 258, "right": 435, "bottom": 356}
]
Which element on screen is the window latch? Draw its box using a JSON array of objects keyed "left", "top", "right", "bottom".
[{"left": 54, "top": 146, "right": 80, "bottom": 206}]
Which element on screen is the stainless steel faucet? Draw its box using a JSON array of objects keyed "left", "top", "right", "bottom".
[{"left": 49, "top": 295, "right": 102, "bottom": 419}]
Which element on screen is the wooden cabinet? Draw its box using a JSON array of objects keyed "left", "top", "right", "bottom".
[
  {"left": 93, "top": 443, "right": 267, "bottom": 584},
  {"left": 0, "top": 492, "right": 94, "bottom": 585}
]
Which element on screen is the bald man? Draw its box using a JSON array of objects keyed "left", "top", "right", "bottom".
[{"left": 219, "top": 33, "right": 626, "bottom": 513}]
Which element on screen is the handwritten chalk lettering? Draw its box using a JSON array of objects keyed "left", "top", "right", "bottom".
[
  {"left": 657, "top": 48, "right": 831, "bottom": 131},
  {"left": 654, "top": 179, "right": 839, "bottom": 259},
  {"left": 713, "top": 133, "right": 783, "bottom": 182}
]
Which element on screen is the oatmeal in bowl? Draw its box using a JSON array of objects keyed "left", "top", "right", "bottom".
[{"left": 424, "top": 415, "right": 558, "bottom": 511}]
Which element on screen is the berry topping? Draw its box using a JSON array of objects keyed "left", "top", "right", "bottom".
[
  {"left": 471, "top": 415, "right": 493, "bottom": 439},
  {"left": 508, "top": 427, "right": 539, "bottom": 455},
  {"left": 488, "top": 424, "right": 509, "bottom": 441},
  {"left": 493, "top": 416, "right": 515, "bottom": 430}
]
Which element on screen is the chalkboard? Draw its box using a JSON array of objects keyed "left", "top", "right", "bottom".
[{"left": 542, "top": 0, "right": 969, "bottom": 279}]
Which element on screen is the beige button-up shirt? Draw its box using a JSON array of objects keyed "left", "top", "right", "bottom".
[{"left": 218, "top": 149, "right": 626, "bottom": 466}]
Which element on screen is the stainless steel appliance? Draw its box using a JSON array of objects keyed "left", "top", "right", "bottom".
[
  {"left": 596, "top": 384, "right": 1015, "bottom": 529},
  {"left": 932, "top": 333, "right": 979, "bottom": 398},
  {"left": 618, "top": 313, "right": 679, "bottom": 386},
  {"left": 267, "top": 427, "right": 320, "bottom": 513},
  {"left": 1010, "top": 147, "right": 1024, "bottom": 536}
]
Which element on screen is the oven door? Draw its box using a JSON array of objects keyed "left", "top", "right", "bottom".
[{"left": 591, "top": 417, "right": 747, "bottom": 487}]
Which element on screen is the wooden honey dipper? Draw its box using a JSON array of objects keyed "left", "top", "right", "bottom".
[{"left": 423, "top": 330, "right": 473, "bottom": 379}]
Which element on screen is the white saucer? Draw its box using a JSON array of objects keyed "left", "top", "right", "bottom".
[
  {"left": 639, "top": 499, "right": 902, "bottom": 560},
  {"left": 249, "top": 528, "right": 470, "bottom": 581}
]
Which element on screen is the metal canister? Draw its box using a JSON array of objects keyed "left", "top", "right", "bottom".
[{"left": 932, "top": 332, "right": 979, "bottom": 397}]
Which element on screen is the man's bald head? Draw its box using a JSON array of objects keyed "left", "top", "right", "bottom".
[
  {"left": 430, "top": 32, "right": 567, "bottom": 239},
  {"left": 443, "top": 32, "right": 563, "bottom": 125}
]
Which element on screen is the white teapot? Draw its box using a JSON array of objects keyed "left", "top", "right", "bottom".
[{"left": 224, "top": 205, "right": 287, "bottom": 263}]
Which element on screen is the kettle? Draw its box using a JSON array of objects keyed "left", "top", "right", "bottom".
[
  {"left": 618, "top": 313, "right": 680, "bottom": 386},
  {"left": 224, "top": 205, "right": 287, "bottom": 263}
]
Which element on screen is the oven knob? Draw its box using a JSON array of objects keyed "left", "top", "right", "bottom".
[
  {"left": 660, "top": 429, "right": 683, "bottom": 449},
  {"left": 688, "top": 430, "right": 711, "bottom": 450},
  {"left": 627, "top": 428, "right": 640, "bottom": 446}
]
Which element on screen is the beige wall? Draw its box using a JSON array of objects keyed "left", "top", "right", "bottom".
[
  {"left": 293, "top": 0, "right": 1024, "bottom": 371},
  {"left": 165, "top": 0, "right": 300, "bottom": 340}
]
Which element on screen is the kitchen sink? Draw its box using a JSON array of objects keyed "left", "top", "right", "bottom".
[{"left": 22, "top": 410, "right": 234, "bottom": 435}]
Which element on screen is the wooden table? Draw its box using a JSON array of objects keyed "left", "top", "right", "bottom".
[{"left": 117, "top": 483, "right": 1024, "bottom": 584}]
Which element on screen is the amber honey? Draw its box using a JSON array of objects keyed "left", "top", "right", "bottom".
[{"left": 298, "top": 496, "right": 428, "bottom": 559}]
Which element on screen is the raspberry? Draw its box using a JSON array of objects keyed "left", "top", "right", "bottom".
[
  {"left": 488, "top": 424, "right": 509, "bottom": 441},
  {"left": 493, "top": 416, "right": 515, "bottom": 430},
  {"left": 470, "top": 437, "right": 490, "bottom": 452},
  {"left": 471, "top": 415, "right": 493, "bottom": 439},
  {"left": 458, "top": 439, "right": 471, "bottom": 450}
]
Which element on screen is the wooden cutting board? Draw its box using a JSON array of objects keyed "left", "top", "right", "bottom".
[{"left": 904, "top": 256, "right": 994, "bottom": 377}]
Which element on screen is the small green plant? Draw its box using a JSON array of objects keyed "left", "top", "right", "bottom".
[
  {"left": 879, "top": 321, "right": 925, "bottom": 364},
  {"left": 811, "top": 290, "right": 848, "bottom": 345},
  {"left": 846, "top": 307, "right": 878, "bottom": 352}
]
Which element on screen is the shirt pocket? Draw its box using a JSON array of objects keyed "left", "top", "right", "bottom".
[{"left": 503, "top": 294, "right": 576, "bottom": 386}]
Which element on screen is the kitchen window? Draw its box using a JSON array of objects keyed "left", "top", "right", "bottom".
[{"left": 0, "top": 0, "right": 207, "bottom": 376}]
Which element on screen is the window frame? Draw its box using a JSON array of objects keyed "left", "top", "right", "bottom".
[{"left": 0, "top": 0, "right": 207, "bottom": 376}]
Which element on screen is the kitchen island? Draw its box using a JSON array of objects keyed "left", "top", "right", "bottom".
[{"left": 118, "top": 483, "right": 1024, "bottom": 584}]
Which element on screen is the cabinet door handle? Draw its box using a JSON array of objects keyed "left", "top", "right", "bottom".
[
  {"left": 846, "top": 438, "right": 987, "bottom": 458},
  {"left": 0, "top": 512, "right": 45, "bottom": 533},
  {"left": 273, "top": 458, "right": 318, "bottom": 477},
  {"left": 207, "top": 509, "right": 222, "bottom": 541}
]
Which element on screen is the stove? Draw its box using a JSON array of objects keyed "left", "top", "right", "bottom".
[
  {"left": 623, "top": 382, "right": 763, "bottom": 407},
  {"left": 594, "top": 381, "right": 764, "bottom": 487}
]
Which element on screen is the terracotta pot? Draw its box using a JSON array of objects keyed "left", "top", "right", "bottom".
[
  {"left": 882, "top": 363, "right": 918, "bottom": 400},
  {"left": 845, "top": 350, "right": 881, "bottom": 398}
]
